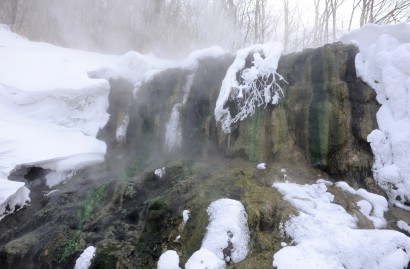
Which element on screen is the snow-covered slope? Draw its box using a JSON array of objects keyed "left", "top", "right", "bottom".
[{"left": 342, "top": 24, "right": 410, "bottom": 209}]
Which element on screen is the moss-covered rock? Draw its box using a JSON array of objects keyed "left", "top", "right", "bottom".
[{"left": 0, "top": 43, "right": 391, "bottom": 269}]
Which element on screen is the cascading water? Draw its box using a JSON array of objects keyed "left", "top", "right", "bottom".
[{"left": 164, "top": 73, "right": 194, "bottom": 153}]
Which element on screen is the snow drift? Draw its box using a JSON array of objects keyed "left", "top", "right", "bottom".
[{"left": 342, "top": 23, "right": 410, "bottom": 208}]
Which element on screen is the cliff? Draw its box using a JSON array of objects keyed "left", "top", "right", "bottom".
[{"left": 0, "top": 43, "right": 405, "bottom": 269}]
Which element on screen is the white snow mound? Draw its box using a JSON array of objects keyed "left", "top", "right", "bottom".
[
  {"left": 158, "top": 250, "right": 181, "bottom": 269},
  {"left": 74, "top": 246, "right": 96, "bottom": 269},
  {"left": 342, "top": 23, "right": 410, "bottom": 207}
]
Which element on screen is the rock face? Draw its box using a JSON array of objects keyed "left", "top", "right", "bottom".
[
  {"left": 102, "top": 42, "right": 379, "bottom": 188},
  {"left": 0, "top": 43, "right": 391, "bottom": 268},
  {"left": 219, "top": 43, "right": 379, "bottom": 186}
]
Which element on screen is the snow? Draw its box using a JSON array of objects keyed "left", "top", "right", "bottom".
[
  {"left": 183, "top": 209, "right": 190, "bottom": 227},
  {"left": 335, "top": 181, "right": 388, "bottom": 228},
  {"left": 158, "top": 250, "right": 181, "bottom": 269},
  {"left": 272, "top": 181, "right": 410, "bottom": 269},
  {"left": 89, "top": 51, "right": 174, "bottom": 84},
  {"left": 185, "top": 199, "right": 250, "bottom": 268},
  {"left": 155, "top": 167, "right": 166, "bottom": 178},
  {"left": 179, "top": 46, "right": 227, "bottom": 70},
  {"left": 214, "top": 43, "right": 283, "bottom": 133},
  {"left": 0, "top": 185, "right": 30, "bottom": 220},
  {"left": 0, "top": 25, "right": 230, "bottom": 220},
  {"left": 0, "top": 24, "right": 117, "bottom": 218},
  {"left": 74, "top": 246, "right": 96, "bottom": 269},
  {"left": 341, "top": 23, "right": 410, "bottom": 207},
  {"left": 256, "top": 163, "right": 266, "bottom": 170},
  {"left": 185, "top": 248, "right": 226, "bottom": 269},
  {"left": 398, "top": 220, "right": 410, "bottom": 234}
]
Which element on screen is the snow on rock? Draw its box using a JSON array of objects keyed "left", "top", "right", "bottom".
[
  {"left": 0, "top": 184, "right": 30, "bottom": 220},
  {"left": 185, "top": 248, "right": 226, "bottom": 269},
  {"left": 88, "top": 51, "right": 175, "bottom": 84},
  {"left": 202, "top": 199, "right": 250, "bottom": 263},
  {"left": 179, "top": 46, "right": 227, "bottom": 70},
  {"left": 214, "top": 43, "right": 283, "bottom": 133},
  {"left": 45, "top": 170, "right": 78, "bottom": 188},
  {"left": 256, "top": 163, "right": 266, "bottom": 170},
  {"left": 183, "top": 209, "right": 190, "bottom": 228},
  {"left": 398, "top": 220, "right": 410, "bottom": 234},
  {"left": 272, "top": 181, "right": 410, "bottom": 269},
  {"left": 155, "top": 167, "right": 166, "bottom": 178},
  {"left": 341, "top": 24, "right": 410, "bottom": 207},
  {"left": 158, "top": 250, "right": 181, "bottom": 269},
  {"left": 0, "top": 25, "right": 117, "bottom": 219},
  {"left": 335, "top": 181, "right": 388, "bottom": 228},
  {"left": 74, "top": 246, "right": 96, "bottom": 269},
  {"left": 185, "top": 199, "right": 250, "bottom": 268}
]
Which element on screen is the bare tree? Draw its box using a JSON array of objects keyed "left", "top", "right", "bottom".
[
  {"left": 360, "top": 0, "right": 410, "bottom": 26},
  {"left": 330, "top": 0, "right": 346, "bottom": 42}
]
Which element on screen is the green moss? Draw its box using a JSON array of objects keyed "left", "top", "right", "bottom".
[
  {"left": 250, "top": 109, "right": 261, "bottom": 162},
  {"left": 56, "top": 184, "right": 108, "bottom": 263},
  {"left": 89, "top": 244, "right": 120, "bottom": 269},
  {"left": 56, "top": 230, "right": 81, "bottom": 263},
  {"left": 126, "top": 157, "right": 146, "bottom": 178}
]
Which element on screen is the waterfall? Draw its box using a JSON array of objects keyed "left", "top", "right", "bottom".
[{"left": 164, "top": 74, "right": 194, "bottom": 153}]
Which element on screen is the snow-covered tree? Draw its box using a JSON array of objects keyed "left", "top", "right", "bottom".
[{"left": 215, "top": 43, "right": 285, "bottom": 133}]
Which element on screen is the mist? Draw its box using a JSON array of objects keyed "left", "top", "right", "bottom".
[{"left": 1, "top": 0, "right": 409, "bottom": 58}]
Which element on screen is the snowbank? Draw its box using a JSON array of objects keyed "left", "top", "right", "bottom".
[
  {"left": 341, "top": 24, "right": 410, "bottom": 207},
  {"left": 272, "top": 181, "right": 410, "bottom": 269},
  {"left": 74, "top": 246, "right": 96, "bottom": 269},
  {"left": 214, "top": 43, "right": 283, "bottom": 133},
  {"left": 0, "top": 25, "right": 120, "bottom": 219}
]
